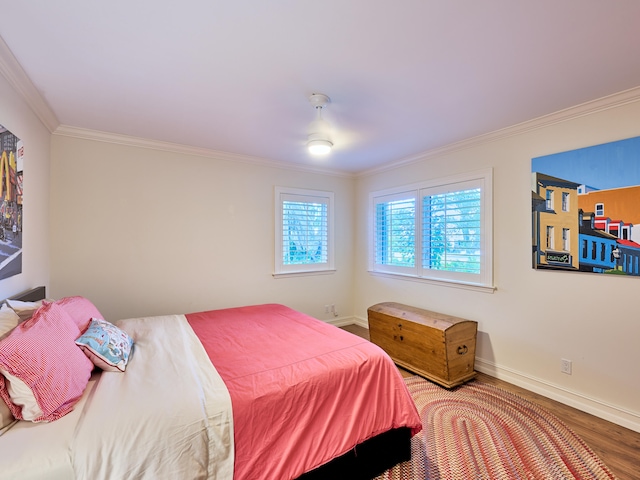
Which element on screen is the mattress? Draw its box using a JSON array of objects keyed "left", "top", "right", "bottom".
[{"left": 187, "top": 303, "right": 422, "bottom": 480}]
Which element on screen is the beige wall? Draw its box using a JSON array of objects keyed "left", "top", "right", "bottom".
[
  {"left": 0, "top": 73, "right": 51, "bottom": 299},
  {"left": 354, "top": 97, "right": 640, "bottom": 432},
  {"left": 9, "top": 55, "right": 638, "bottom": 433},
  {"left": 50, "top": 136, "right": 355, "bottom": 323}
]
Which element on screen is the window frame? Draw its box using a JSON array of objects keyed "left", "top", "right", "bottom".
[
  {"left": 562, "top": 227, "right": 570, "bottom": 251},
  {"left": 546, "top": 189, "right": 554, "bottom": 210},
  {"left": 274, "top": 186, "right": 335, "bottom": 277},
  {"left": 369, "top": 169, "right": 494, "bottom": 291}
]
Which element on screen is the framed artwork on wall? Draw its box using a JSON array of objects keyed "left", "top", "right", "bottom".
[
  {"left": 532, "top": 135, "right": 640, "bottom": 276},
  {"left": 0, "top": 124, "right": 23, "bottom": 281}
]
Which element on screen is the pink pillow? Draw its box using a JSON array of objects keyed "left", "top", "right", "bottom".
[
  {"left": 0, "top": 302, "right": 93, "bottom": 422},
  {"left": 54, "top": 296, "right": 104, "bottom": 332}
]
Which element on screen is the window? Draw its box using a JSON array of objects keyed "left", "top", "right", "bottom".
[
  {"left": 600, "top": 243, "right": 606, "bottom": 262},
  {"left": 373, "top": 193, "right": 416, "bottom": 271},
  {"left": 546, "top": 226, "right": 554, "bottom": 249},
  {"left": 561, "top": 192, "right": 569, "bottom": 212},
  {"left": 422, "top": 187, "right": 481, "bottom": 275},
  {"left": 621, "top": 225, "right": 630, "bottom": 240},
  {"left": 370, "top": 169, "right": 493, "bottom": 288},
  {"left": 562, "top": 228, "right": 570, "bottom": 251},
  {"left": 546, "top": 189, "right": 554, "bottom": 210},
  {"left": 274, "top": 187, "right": 334, "bottom": 276},
  {"left": 595, "top": 203, "right": 604, "bottom": 216},
  {"left": 582, "top": 239, "right": 587, "bottom": 258}
]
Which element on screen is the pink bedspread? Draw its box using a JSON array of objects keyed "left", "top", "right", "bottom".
[{"left": 186, "top": 304, "right": 421, "bottom": 480}]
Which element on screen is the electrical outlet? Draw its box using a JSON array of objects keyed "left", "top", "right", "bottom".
[
  {"left": 561, "top": 358, "right": 572, "bottom": 375},
  {"left": 330, "top": 304, "right": 335, "bottom": 313}
]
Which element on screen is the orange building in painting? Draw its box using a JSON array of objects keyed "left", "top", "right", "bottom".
[{"left": 577, "top": 186, "right": 640, "bottom": 244}]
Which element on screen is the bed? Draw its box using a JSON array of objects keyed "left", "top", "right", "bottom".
[{"left": 0, "top": 287, "right": 421, "bottom": 480}]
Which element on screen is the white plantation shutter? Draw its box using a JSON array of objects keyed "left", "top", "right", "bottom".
[
  {"left": 275, "top": 187, "right": 334, "bottom": 275},
  {"left": 282, "top": 199, "right": 328, "bottom": 265},
  {"left": 370, "top": 169, "right": 493, "bottom": 288},
  {"left": 422, "top": 186, "right": 481, "bottom": 276},
  {"left": 373, "top": 192, "right": 417, "bottom": 275}
]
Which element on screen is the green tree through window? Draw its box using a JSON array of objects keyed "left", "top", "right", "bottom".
[
  {"left": 370, "top": 169, "right": 492, "bottom": 287},
  {"left": 423, "top": 188, "right": 481, "bottom": 274},
  {"left": 275, "top": 186, "right": 334, "bottom": 276},
  {"left": 283, "top": 200, "right": 327, "bottom": 265},
  {"left": 375, "top": 198, "right": 415, "bottom": 267}
]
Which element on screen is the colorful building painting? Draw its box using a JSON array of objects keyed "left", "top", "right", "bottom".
[{"left": 532, "top": 136, "right": 640, "bottom": 276}]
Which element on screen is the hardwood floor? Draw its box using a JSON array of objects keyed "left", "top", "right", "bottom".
[{"left": 342, "top": 324, "right": 640, "bottom": 480}]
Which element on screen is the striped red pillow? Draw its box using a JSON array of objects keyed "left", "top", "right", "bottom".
[
  {"left": 54, "top": 296, "right": 104, "bottom": 332},
  {"left": 0, "top": 302, "right": 93, "bottom": 422}
]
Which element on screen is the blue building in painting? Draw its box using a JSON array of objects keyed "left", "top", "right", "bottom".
[
  {"left": 578, "top": 210, "right": 640, "bottom": 276},
  {"left": 617, "top": 239, "right": 640, "bottom": 276},
  {"left": 578, "top": 210, "right": 618, "bottom": 273}
]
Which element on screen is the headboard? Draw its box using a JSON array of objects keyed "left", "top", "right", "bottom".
[{"left": 5, "top": 286, "right": 46, "bottom": 303}]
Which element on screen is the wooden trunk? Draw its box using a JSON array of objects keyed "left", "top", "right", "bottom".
[{"left": 367, "top": 302, "right": 477, "bottom": 388}]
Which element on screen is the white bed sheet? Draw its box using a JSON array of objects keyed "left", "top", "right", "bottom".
[
  {"left": 0, "top": 314, "right": 234, "bottom": 480},
  {"left": 0, "top": 375, "right": 100, "bottom": 480}
]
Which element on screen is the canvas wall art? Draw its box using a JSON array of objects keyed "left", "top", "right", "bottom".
[
  {"left": 532, "top": 136, "right": 640, "bottom": 276},
  {"left": 0, "top": 124, "right": 23, "bottom": 281}
]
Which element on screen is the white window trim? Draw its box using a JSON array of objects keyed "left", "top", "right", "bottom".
[
  {"left": 368, "top": 168, "right": 494, "bottom": 291},
  {"left": 274, "top": 186, "right": 335, "bottom": 277}
]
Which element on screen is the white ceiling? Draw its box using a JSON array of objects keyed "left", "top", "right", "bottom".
[{"left": 1, "top": 1, "right": 640, "bottom": 174}]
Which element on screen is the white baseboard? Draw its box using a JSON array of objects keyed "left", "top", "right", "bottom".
[
  {"left": 327, "top": 315, "right": 359, "bottom": 327},
  {"left": 348, "top": 316, "right": 640, "bottom": 433},
  {"left": 474, "top": 358, "right": 640, "bottom": 434}
]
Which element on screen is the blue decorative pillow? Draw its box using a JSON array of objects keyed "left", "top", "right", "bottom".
[{"left": 75, "top": 318, "right": 134, "bottom": 372}]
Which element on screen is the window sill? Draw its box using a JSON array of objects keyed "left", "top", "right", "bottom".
[
  {"left": 273, "top": 269, "right": 336, "bottom": 279},
  {"left": 368, "top": 270, "right": 496, "bottom": 293}
]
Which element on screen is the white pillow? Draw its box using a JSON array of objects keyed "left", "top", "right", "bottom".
[
  {"left": 0, "top": 303, "right": 20, "bottom": 338},
  {"left": 0, "top": 371, "right": 42, "bottom": 421},
  {"left": 5, "top": 299, "right": 45, "bottom": 322}
]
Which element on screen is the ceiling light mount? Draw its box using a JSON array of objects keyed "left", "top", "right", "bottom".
[
  {"left": 309, "top": 93, "right": 330, "bottom": 109},
  {"left": 307, "top": 93, "right": 333, "bottom": 155}
]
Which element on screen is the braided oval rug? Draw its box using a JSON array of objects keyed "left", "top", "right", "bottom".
[{"left": 375, "top": 376, "right": 617, "bottom": 480}]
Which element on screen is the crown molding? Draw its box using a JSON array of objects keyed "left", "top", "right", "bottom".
[
  {"left": 0, "top": 36, "right": 59, "bottom": 133},
  {"left": 358, "top": 85, "right": 640, "bottom": 177},
  {"left": 3, "top": 24, "right": 638, "bottom": 178},
  {"left": 53, "top": 125, "right": 354, "bottom": 178}
]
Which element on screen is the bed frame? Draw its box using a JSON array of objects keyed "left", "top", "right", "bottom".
[
  {"left": 6, "top": 286, "right": 46, "bottom": 303},
  {"left": 296, "top": 426, "right": 412, "bottom": 480},
  {"left": 4, "top": 286, "right": 412, "bottom": 479}
]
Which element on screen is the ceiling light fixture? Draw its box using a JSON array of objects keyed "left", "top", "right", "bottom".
[{"left": 307, "top": 93, "right": 333, "bottom": 155}]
